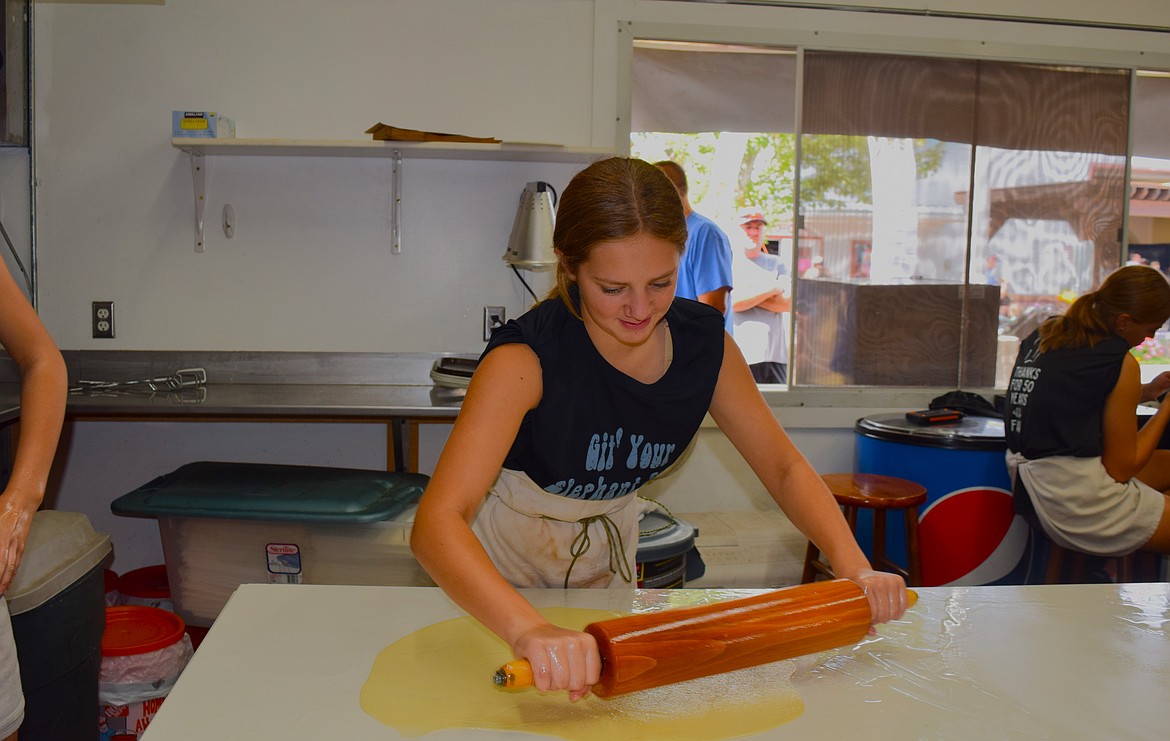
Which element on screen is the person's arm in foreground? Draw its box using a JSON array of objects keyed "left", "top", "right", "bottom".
[
  {"left": 0, "top": 264, "right": 66, "bottom": 594},
  {"left": 410, "top": 344, "right": 600, "bottom": 700},
  {"left": 708, "top": 334, "right": 908, "bottom": 624}
]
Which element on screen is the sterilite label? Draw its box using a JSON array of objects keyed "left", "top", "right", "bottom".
[{"left": 266, "top": 543, "right": 303, "bottom": 584}]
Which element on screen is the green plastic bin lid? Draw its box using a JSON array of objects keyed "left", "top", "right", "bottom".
[
  {"left": 7, "top": 510, "right": 112, "bottom": 616},
  {"left": 110, "top": 461, "right": 429, "bottom": 524}
]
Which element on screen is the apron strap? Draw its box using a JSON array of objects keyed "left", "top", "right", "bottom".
[{"left": 562, "top": 512, "right": 632, "bottom": 588}]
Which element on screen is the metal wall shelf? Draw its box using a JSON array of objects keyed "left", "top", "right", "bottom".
[
  {"left": 172, "top": 137, "right": 611, "bottom": 162},
  {"left": 171, "top": 137, "right": 612, "bottom": 252}
]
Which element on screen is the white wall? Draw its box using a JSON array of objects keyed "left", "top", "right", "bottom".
[
  {"left": 34, "top": 0, "right": 594, "bottom": 352},
  {"left": 0, "top": 148, "right": 30, "bottom": 306}
]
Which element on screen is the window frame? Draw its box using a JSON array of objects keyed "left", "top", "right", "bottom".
[{"left": 602, "top": 5, "right": 1170, "bottom": 415}]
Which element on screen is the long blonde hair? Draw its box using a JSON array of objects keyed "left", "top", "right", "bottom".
[
  {"left": 1038, "top": 264, "right": 1170, "bottom": 352},
  {"left": 548, "top": 157, "right": 687, "bottom": 317}
]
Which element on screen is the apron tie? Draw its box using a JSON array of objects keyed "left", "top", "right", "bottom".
[{"left": 563, "top": 513, "right": 632, "bottom": 588}]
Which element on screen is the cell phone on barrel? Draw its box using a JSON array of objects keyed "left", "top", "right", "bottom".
[{"left": 906, "top": 408, "right": 964, "bottom": 425}]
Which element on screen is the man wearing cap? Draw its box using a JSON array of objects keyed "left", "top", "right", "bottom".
[
  {"left": 731, "top": 208, "right": 791, "bottom": 384},
  {"left": 654, "top": 161, "right": 733, "bottom": 316}
]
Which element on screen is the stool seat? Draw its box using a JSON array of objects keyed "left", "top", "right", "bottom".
[
  {"left": 820, "top": 473, "right": 927, "bottom": 510},
  {"left": 802, "top": 473, "right": 925, "bottom": 587}
]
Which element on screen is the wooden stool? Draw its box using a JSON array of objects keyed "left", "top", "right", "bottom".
[
  {"left": 1041, "top": 545, "right": 1156, "bottom": 583},
  {"left": 1029, "top": 523, "right": 1156, "bottom": 583},
  {"left": 801, "top": 473, "right": 926, "bottom": 587}
]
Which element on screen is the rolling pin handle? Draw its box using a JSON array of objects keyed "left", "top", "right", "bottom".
[{"left": 493, "top": 660, "right": 534, "bottom": 689}]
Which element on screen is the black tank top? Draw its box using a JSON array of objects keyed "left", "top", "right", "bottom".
[
  {"left": 1004, "top": 328, "right": 1128, "bottom": 458},
  {"left": 482, "top": 293, "right": 725, "bottom": 500}
]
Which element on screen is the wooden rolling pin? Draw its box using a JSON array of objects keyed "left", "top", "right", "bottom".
[{"left": 493, "top": 578, "right": 916, "bottom": 698}]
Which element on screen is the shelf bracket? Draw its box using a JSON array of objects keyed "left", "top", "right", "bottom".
[
  {"left": 391, "top": 149, "right": 402, "bottom": 254},
  {"left": 189, "top": 152, "right": 207, "bottom": 253}
]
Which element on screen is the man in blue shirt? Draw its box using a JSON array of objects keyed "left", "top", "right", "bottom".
[{"left": 655, "top": 161, "right": 733, "bottom": 317}]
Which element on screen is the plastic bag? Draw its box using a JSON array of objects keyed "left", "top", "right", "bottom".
[
  {"left": 98, "top": 633, "right": 193, "bottom": 705},
  {"left": 928, "top": 390, "right": 1001, "bottom": 419}
]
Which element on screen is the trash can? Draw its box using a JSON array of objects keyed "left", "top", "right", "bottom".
[
  {"left": 7, "top": 510, "right": 111, "bottom": 741},
  {"left": 636, "top": 506, "right": 699, "bottom": 589},
  {"left": 104, "top": 568, "right": 121, "bottom": 606},
  {"left": 854, "top": 413, "right": 1031, "bottom": 586}
]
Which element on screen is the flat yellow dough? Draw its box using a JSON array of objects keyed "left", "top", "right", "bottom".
[{"left": 360, "top": 607, "right": 805, "bottom": 740}]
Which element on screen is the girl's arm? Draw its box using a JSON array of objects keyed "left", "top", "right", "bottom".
[
  {"left": 0, "top": 264, "right": 67, "bottom": 594},
  {"left": 708, "top": 334, "right": 908, "bottom": 623},
  {"left": 1103, "top": 353, "right": 1170, "bottom": 482},
  {"left": 410, "top": 343, "right": 599, "bottom": 699}
]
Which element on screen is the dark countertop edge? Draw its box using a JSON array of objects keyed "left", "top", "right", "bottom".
[
  {"left": 59, "top": 350, "right": 474, "bottom": 386},
  {"left": 63, "top": 383, "right": 464, "bottom": 419},
  {"left": 0, "top": 384, "right": 464, "bottom": 424},
  {"left": 0, "top": 392, "right": 16, "bottom": 424},
  {"left": 0, "top": 350, "right": 476, "bottom": 384},
  {"left": 0, "top": 350, "right": 475, "bottom": 423}
]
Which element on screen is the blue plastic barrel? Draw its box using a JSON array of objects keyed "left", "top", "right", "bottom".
[{"left": 853, "top": 413, "right": 1033, "bottom": 586}]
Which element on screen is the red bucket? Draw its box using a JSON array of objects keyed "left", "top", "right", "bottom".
[
  {"left": 115, "top": 565, "right": 172, "bottom": 611},
  {"left": 98, "top": 606, "right": 192, "bottom": 738}
]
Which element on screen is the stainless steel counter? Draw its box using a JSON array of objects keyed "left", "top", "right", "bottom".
[
  {"left": 0, "top": 384, "right": 19, "bottom": 424},
  {"left": 59, "top": 350, "right": 465, "bottom": 419},
  {"left": 65, "top": 382, "right": 463, "bottom": 418},
  {"left": 0, "top": 351, "right": 468, "bottom": 471}
]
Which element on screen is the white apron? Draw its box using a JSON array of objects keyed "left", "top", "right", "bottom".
[
  {"left": 1007, "top": 451, "right": 1164, "bottom": 557},
  {"left": 472, "top": 468, "right": 641, "bottom": 588}
]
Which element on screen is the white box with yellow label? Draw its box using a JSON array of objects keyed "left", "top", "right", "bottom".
[{"left": 172, "top": 110, "right": 235, "bottom": 138}]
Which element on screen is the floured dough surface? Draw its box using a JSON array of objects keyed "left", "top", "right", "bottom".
[{"left": 360, "top": 607, "right": 805, "bottom": 740}]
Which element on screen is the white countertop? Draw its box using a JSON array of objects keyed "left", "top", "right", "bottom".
[{"left": 142, "top": 582, "right": 1170, "bottom": 740}]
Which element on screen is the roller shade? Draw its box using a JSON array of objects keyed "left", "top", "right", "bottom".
[
  {"left": 802, "top": 52, "right": 1129, "bottom": 155},
  {"left": 1134, "top": 75, "right": 1170, "bottom": 160},
  {"left": 631, "top": 46, "right": 797, "bottom": 133}
]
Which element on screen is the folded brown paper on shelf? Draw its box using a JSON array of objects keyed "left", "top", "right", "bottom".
[{"left": 365, "top": 122, "right": 501, "bottom": 143}]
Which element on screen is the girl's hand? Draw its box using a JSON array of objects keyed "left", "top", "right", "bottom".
[
  {"left": 1141, "top": 371, "right": 1170, "bottom": 403},
  {"left": 843, "top": 569, "right": 909, "bottom": 624},
  {"left": 511, "top": 623, "right": 601, "bottom": 701},
  {"left": 0, "top": 492, "right": 36, "bottom": 594}
]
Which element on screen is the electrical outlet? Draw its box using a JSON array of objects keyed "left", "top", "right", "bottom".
[
  {"left": 92, "top": 301, "right": 114, "bottom": 339},
  {"left": 483, "top": 306, "right": 505, "bottom": 341}
]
